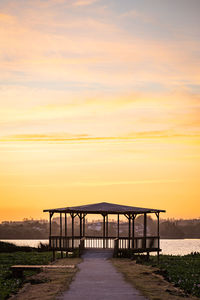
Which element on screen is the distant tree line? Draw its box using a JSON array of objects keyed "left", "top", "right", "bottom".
[
  {"left": 160, "top": 219, "right": 200, "bottom": 238},
  {"left": 0, "top": 220, "right": 51, "bottom": 239},
  {"left": 136, "top": 216, "right": 200, "bottom": 238},
  {"left": 0, "top": 217, "right": 200, "bottom": 239}
]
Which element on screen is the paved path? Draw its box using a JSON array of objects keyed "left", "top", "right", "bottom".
[{"left": 59, "top": 250, "right": 147, "bottom": 300}]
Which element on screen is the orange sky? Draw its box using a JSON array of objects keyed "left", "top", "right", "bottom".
[{"left": 0, "top": 0, "right": 200, "bottom": 221}]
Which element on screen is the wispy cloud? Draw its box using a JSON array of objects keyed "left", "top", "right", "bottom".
[
  {"left": 1, "top": 131, "right": 199, "bottom": 142},
  {"left": 73, "top": 0, "right": 98, "bottom": 7},
  {"left": 121, "top": 9, "right": 155, "bottom": 24},
  {"left": 0, "top": 13, "right": 15, "bottom": 23},
  {"left": 0, "top": 1, "right": 199, "bottom": 92},
  {"left": 0, "top": 179, "right": 181, "bottom": 188}
]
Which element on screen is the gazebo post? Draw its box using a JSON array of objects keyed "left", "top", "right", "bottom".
[
  {"left": 132, "top": 214, "right": 135, "bottom": 249},
  {"left": 103, "top": 214, "right": 105, "bottom": 248},
  {"left": 106, "top": 214, "right": 108, "bottom": 248},
  {"left": 79, "top": 213, "right": 82, "bottom": 238},
  {"left": 71, "top": 213, "right": 74, "bottom": 249},
  {"left": 60, "top": 213, "right": 63, "bottom": 258},
  {"left": 64, "top": 213, "right": 67, "bottom": 256},
  {"left": 143, "top": 213, "right": 147, "bottom": 249},
  {"left": 49, "top": 212, "right": 53, "bottom": 238},
  {"left": 83, "top": 214, "right": 85, "bottom": 237},
  {"left": 128, "top": 214, "right": 131, "bottom": 249},
  {"left": 117, "top": 214, "right": 119, "bottom": 238},
  {"left": 156, "top": 212, "right": 160, "bottom": 262},
  {"left": 60, "top": 212, "right": 62, "bottom": 236},
  {"left": 65, "top": 213, "right": 67, "bottom": 237},
  {"left": 49, "top": 212, "right": 55, "bottom": 261}
]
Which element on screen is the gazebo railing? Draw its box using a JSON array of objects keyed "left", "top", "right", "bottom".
[
  {"left": 49, "top": 235, "right": 159, "bottom": 251},
  {"left": 118, "top": 236, "right": 159, "bottom": 249}
]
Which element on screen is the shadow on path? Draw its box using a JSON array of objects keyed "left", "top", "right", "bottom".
[{"left": 58, "top": 249, "right": 146, "bottom": 300}]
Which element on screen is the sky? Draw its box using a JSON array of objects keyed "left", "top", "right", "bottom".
[{"left": 0, "top": 0, "right": 200, "bottom": 221}]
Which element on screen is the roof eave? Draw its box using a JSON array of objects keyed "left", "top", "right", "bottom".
[{"left": 43, "top": 209, "right": 166, "bottom": 214}]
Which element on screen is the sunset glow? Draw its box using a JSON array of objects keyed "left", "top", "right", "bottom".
[{"left": 0, "top": 0, "right": 199, "bottom": 221}]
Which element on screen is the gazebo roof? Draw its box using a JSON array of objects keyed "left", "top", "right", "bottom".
[{"left": 43, "top": 202, "right": 165, "bottom": 214}]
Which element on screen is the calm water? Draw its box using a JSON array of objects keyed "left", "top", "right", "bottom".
[{"left": 1, "top": 239, "right": 200, "bottom": 256}]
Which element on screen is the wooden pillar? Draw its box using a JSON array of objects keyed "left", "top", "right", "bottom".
[
  {"left": 72, "top": 214, "right": 74, "bottom": 248},
  {"left": 64, "top": 213, "right": 67, "bottom": 250},
  {"left": 80, "top": 213, "right": 82, "bottom": 238},
  {"left": 103, "top": 215, "right": 105, "bottom": 248},
  {"left": 128, "top": 214, "right": 131, "bottom": 249},
  {"left": 49, "top": 212, "right": 53, "bottom": 256},
  {"left": 49, "top": 212, "right": 53, "bottom": 237},
  {"left": 132, "top": 214, "right": 135, "bottom": 249},
  {"left": 83, "top": 215, "right": 85, "bottom": 237},
  {"left": 60, "top": 213, "right": 63, "bottom": 258},
  {"left": 156, "top": 212, "right": 160, "bottom": 262},
  {"left": 106, "top": 214, "right": 108, "bottom": 247},
  {"left": 117, "top": 214, "right": 119, "bottom": 238},
  {"left": 65, "top": 213, "right": 67, "bottom": 237},
  {"left": 60, "top": 213, "right": 62, "bottom": 236},
  {"left": 143, "top": 213, "right": 147, "bottom": 249}
]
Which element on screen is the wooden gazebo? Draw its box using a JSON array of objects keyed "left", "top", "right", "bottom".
[{"left": 43, "top": 202, "right": 165, "bottom": 259}]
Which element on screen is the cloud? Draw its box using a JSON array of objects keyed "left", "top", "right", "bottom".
[
  {"left": 0, "top": 0, "right": 199, "bottom": 145},
  {"left": 1, "top": 130, "right": 199, "bottom": 143},
  {"left": 121, "top": 9, "right": 155, "bottom": 24},
  {"left": 73, "top": 0, "right": 98, "bottom": 7},
  {"left": 0, "top": 0, "right": 199, "bottom": 91},
  {"left": 0, "top": 86, "right": 199, "bottom": 142},
  {"left": 0, "top": 178, "right": 181, "bottom": 188},
  {"left": 0, "top": 13, "right": 15, "bottom": 23}
]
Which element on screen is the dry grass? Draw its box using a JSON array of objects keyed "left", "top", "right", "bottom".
[
  {"left": 10, "top": 258, "right": 81, "bottom": 300},
  {"left": 111, "top": 258, "right": 199, "bottom": 300}
]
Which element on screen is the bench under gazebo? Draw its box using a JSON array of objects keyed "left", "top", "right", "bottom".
[{"left": 43, "top": 202, "right": 165, "bottom": 259}]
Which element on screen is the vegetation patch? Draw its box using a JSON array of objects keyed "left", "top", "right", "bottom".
[
  {"left": 0, "top": 243, "right": 58, "bottom": 299},
  {"left": 0, "top": 242, "right": 81, "bottom": 300},
  {"left": 10, "top": 257, "right": 81, "bottom": 300},
  {"left": 138, "top": 252, "right": 200, "bottom": 298},
  {"left": 0, "top": 241, "right": 34, "bottom": 253},
  {"left": 112, "top": 256, "right": 199, "bottom": 300}
]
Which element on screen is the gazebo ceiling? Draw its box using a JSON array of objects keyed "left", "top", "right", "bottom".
[{"left": 43, "top": 202, "right": 165, "bottom": 214}]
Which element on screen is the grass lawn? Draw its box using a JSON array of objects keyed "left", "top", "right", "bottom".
[{"left": 0, "top": 251, "right": 54, "bottom": 299}]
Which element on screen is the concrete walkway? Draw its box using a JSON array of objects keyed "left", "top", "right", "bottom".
[{"left": 59, "top": 250, "right": 147, "bottom": 300}]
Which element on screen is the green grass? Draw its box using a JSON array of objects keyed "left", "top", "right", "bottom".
[
  {"left": 138, "top": 252, "right": 200, "bottom": 298},
  {"left": 0, "top": 251, "right": 55, "bottom": 299}
]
